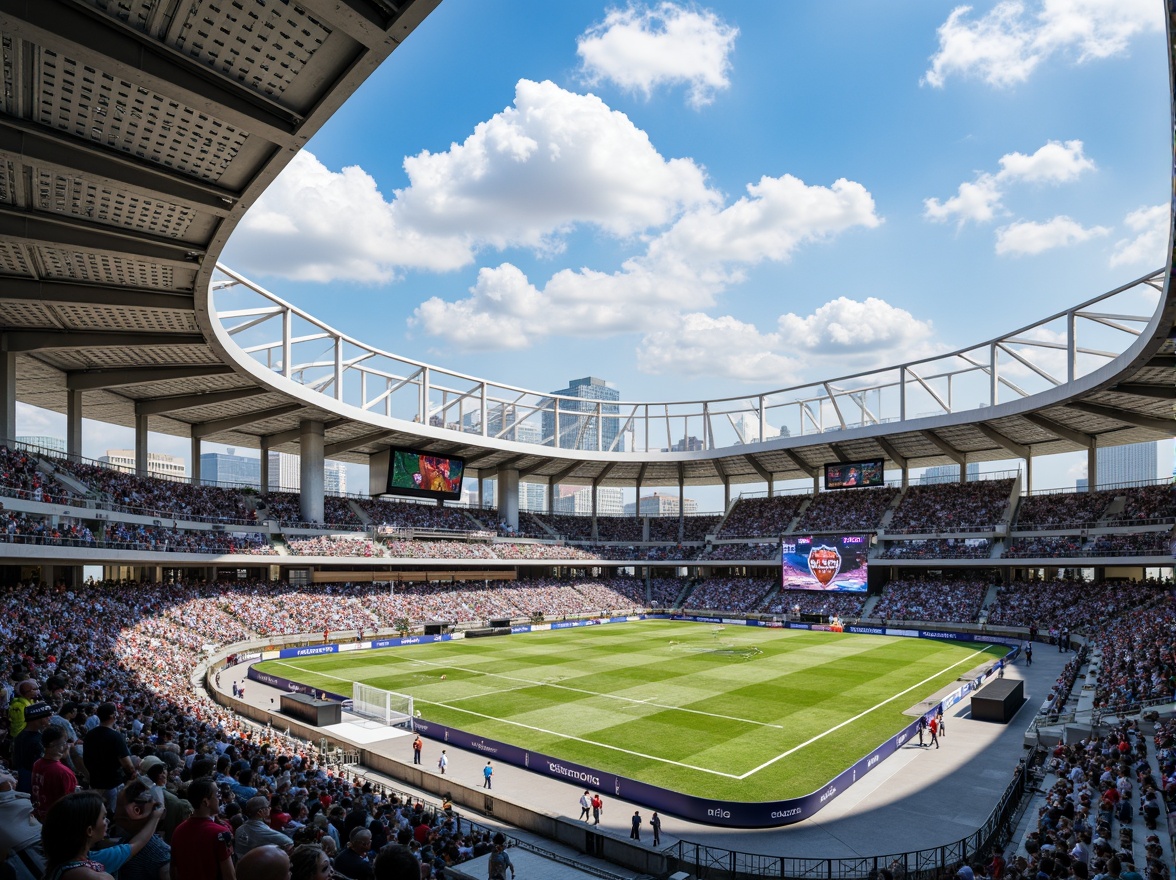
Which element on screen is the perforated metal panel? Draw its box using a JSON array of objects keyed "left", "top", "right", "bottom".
[
  {"left": 38, "top": 247, "right": 184, "bottom": 289},
  {"left": 0, "top": 160, "right": 15, "bottom": 206},
  {"left": 51, "top": 304, "right": 200, "bottom": 333},
  {"left": 0, "top": 242, "right": 34, "bottom": 275},
  {"left": 37, "top": 344, "right": 221, "bottom": 371},
  {"left": 34, "top": 170, "right": 196, "bottom": 238},
  {"left": 36, "top": 49, "right": 250, "bottom": 182},
  {"left": 0, "top": 301, "right": 62, "bottom": 327},
  {"left": 85, "top": 0, "right": 331, "bottom": 104}
]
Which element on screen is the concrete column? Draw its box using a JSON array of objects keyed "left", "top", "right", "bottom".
[
  {"left": 477, "top": 474, "right": 485, "bottom": 510},
  {"left": 135, "top": 413, "right": 149, "bottom": 477},
  {"left": 0, "top": 351, "right": 14, "bottom": 443},
  {"left": 66, "top": 389, "right": 83, "bottom": 462},
  {"left": 634, "top": 479, "right": 642, "bottom": 521},
  {"left": 723, "top": 479, "right": 730, "bottom": 512},
  {"left": 678, "top": 469, "right": 685, "bottom": 542},
  {"left": 767, "top": 478, "right": 774, "bottom": 499},
  {"left": 298, "top": 420, "right": 325, "bottom": 524},
  {"left": 959, "top": 460, "right": 968, "bottom": 484},
  {"left": 590, "top": 484, "right": 598, "bottom": 541},
  {"left": 547, "top": 481, "right": 555, "bottom": 515},
  {"left": 901, "top": 466, "right": 909, "bottom": 491},
  {"left": 498, "top": 468, "right": 519, "bottom": 532},
  {"left": 1087, "top": 443, "right": 1097, "bottom": 491},
  {"left": 1024, "top": 454, "right": 1033, "bottom": 494},
  {"left": 190, "top": 434, "right": 201, "bottom": 485},
  {"left": 812, "top": 474, "right": 819, "bottom": 495},
  {"left": 260, "top": 438, "right": 271, "bottom": 494}
]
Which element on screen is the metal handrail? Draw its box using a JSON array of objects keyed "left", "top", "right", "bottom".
[{"left": 211, "top": 262, "right": 1165, "bottom": 455}]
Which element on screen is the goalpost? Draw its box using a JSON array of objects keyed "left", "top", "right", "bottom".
[{"left": 349, "top": 682, "right": 415, "bottom": 730}]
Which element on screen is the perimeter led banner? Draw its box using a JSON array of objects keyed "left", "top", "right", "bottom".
[
  {"left": 824, "top": 459, "right": 884, "bottom": 489},
  {"left": 781, "top": 535, "right": 868, "bottom": 592}
]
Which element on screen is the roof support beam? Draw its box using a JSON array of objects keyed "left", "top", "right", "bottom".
[
  {"left": 193, "top": 404, "right": 305, "bottom": 438},
  {"left": 292, "top": 0, "right": 393, "bottom": 50},
  {"left": 0, "top": 0, "right": 302, "bottom": 146},
  {"left": 4, "top": 330, "right": 205, "bottom": 351},
  {"left": 592, "top": 462, "right": 617, "bottom": 488},
  {"left": 0, "top": 206, "right": 201, "bottom": 266},
  {"left": 1064, "top": 402, "right": 1176, "bottom": 434},
  {"left": 134, "top": 387, "right": 268, "bottom": 416},
  {"left": 921, "top": 430, "right": 966, "bottom": 466},
  {"left": 975, "top": 423, "right": 1030, "bottom": 460},
  {"left": 1021, "top": 413, "right": 1094, "bottom": 448},
  {"left": 67, "top": 366, "right": 234, "bottom": 390},
  {"left": 1146, "top": 353, "right": 1176, "bottom": 369},
  {"left": 322, "top": 430, "right": 396, "bottom": 458},
  {"left": 781, "top": 448, "right": 816, "bottom": 478},
  {"left": 744, "top": 455, "right": 773, "bottom": 485},
  {"left": 828, "top": 443, "right": 851, "bottom": 463},
  {"left": 1109, "top": 383, "right": 1176, "bottom": 400},
  {"left": 549, "top": 461, "right": 582, "bottom": 486},
  {"left": 0, "top": 116, "right": 235, "bottom": 215},
  {"left": 0, "top": 276, "right": 194, "bottom": 311},
  {"left": 875, "top": 437, "right": 907, "bottom": 469},
  {"left": 516, "top": 460, "right": 548, "bottom": 480}
]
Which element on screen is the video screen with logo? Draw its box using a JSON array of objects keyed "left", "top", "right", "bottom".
[
  {"left": 386, "top": 449, "right": 465, "bottom": 501},
  {"left": 824, "top": 459, "right": 884, "bottom": 490},
  {"left": 781, "top": 535, "right": 869, "bottom": 592}
]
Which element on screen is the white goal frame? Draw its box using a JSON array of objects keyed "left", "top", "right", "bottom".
[{"left": 350, "top": 682, "right": 415, "bottom": 729}]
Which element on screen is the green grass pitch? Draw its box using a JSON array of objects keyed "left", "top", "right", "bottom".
[{"left": 256, "top": 620, "right": 1004, "bottom": 801}]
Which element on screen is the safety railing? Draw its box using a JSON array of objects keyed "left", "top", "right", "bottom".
[{"left": 211, "top": 263, "right": 1165, "bottom": 455}]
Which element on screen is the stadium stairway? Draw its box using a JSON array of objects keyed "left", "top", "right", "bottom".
[
  {"left": 861, "top": 595, "right": 881, "bottom": 617},
  {"left": 271, "top": 535, "right": 290, "bottom": 555},
  {"left": 674, "top": 579, "right": 698, "bottom": 608},
  {"left": 979, "top": 583, "right": 1001, "bottom": 620},
  {"left": 876, "top": 492, "right": 903, "bottom": 531},
  {"left": 783, "top": 496, "right": 811, "bottom": 535},
  {"left": 709, "top": 498, "right": 739, "bottom": 539},
  {"left": 348, "top": 500, "right": 373, "bottom": 526}
]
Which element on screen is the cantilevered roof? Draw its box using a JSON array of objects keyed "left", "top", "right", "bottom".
[{"left": 0, "top": 0, "right": 1172, "bottom": 489}]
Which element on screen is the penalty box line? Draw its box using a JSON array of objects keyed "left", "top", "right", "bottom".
[
  {"left": 735, "top": 647, "right": 990, "bottom": 780},
  {"left": 268, "top": 660, "right": 742, "bottom": 778}
]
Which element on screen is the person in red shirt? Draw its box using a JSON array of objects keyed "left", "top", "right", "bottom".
[
  {"left": 170, "top": 778, "right": 236, "bottom": 880},
  {"left": 32, "top": 724, "right": 77, "bottom": 820}
]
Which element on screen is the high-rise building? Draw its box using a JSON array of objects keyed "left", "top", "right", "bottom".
[
  {"left": 542, "top": 377, "right": 622, "bottom": 452},
  {"left": 553, "top": 485, "right": 623, "bottom": 516},
  {"left": 101, "top": 450, "right": 185, "bottom": 480},
  {"left": 16, "top": 435, "right": 65, "bottom": 455},
  {"left": 462, "top": 406, "right": 546, "bottom": 511},
  {"left": 920, "top": 463, "right": 980, "bottom": 485},
  {"left": 1095, "top": 442, "right": 1158, "bottom": 488},
  {"left": 623, "top": 492, "right": 698, "bottom": 516},
  {"left": 266, "top": 451, "right": 346, "bottom": 494},
  {"left": 669, "top": 436, "right": 705, "bottom": 452},
  {"left": 201, "top": 449, "right": 261, "bottom": 489}
]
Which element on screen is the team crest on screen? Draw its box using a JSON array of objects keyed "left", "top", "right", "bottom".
[{"left": 808, "top": 545, "right": 842, "bottom": 586}]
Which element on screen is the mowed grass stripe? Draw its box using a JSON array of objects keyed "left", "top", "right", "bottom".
[{"left": 257, "top": 621, "right": 1003, "bottom": 799}]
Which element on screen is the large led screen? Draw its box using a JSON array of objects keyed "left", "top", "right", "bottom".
[
  {"left": 781, "top": 535, "right": 868, "bottom": 592},
  {"left": 386, "top": 449, "right": 465, "bottom": 501},
  {"left": 824, "top": 459, "right": 884, "bottom": 490}
]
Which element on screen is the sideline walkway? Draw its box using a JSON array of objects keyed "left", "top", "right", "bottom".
[{"left": 218, "top": 638, "right": 1069, "bottom": 860}]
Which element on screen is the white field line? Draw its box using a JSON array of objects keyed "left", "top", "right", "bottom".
[
  {"left": 269, "top": 660, "right": 741, "bottom": 778},
  {"left": 271, "top": 645, "right": 991, "bottom": 780},
  {"left": 734, "top": 648, "right": 989, "bottom": 779}
]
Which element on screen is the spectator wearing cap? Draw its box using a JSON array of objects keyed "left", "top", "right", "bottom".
[
  {"left": 0, "top": 768, "right": 44, "bottom": 877},
  {"left": 12, "top": 701, "right": 53, "bottom": 792},
  {"left": 32, "top": 723, "right": 76, "bottom": 820},
  {"left": 236, "top": 796, "right": 294, "bottom": 857},
  {"left": 138, "top": 755, "right": 188, "bottom": 843},
  {"left": 7, "top": 679, "right": 38, "bottom": 739}
]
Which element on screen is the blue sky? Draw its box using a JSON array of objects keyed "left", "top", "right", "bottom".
[{"left": 19, "top": 0, "right": 1174, "bottom": 494}]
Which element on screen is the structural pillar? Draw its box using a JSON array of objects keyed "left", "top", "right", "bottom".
[
  {"left": 723, "top": 479, "right": 729, "bottom": 512},
  {"left": 260, "top": 438, "right": 271, "bottom": 494},
  {"left": 547, "top": 480, "right": 555, "bottom": 515},
  {"left": 498, "top": 468, "right": 519, "bottom": 532},
  {"left": 298, "top": 419, "right": 324, "bottom": 524},
  {"left": 590, "top": 483, "right": 598, "bottom": 541},
  {"left": 66, "top": 389, "right": 83, "bottom": 462},
  {"left": 135, "top": 413, "right": 149, "bottom": 477},
  {"left": 678, "top": 469, "right": 685, "bottom": 542},
  {"left": 191, "top": 434, "right": 201, "bottom": 485},
  {"left": 901, "top": 466, "right": 909, "bottom": 491},
  {"left": 0, "top": 351, "right": 14, "bottom": 443},
  {"left": 1086, "top": 442, "right": 1097, "bottom": 492},
  {"left": 959, "top": 459, "right": 968, "bottom": 484},
  {"left": 477, "top": 473, "right": 485, "bottom": 510},
  {"left": 1024, "top": 454, "right": 1033, "bottom": 494}
]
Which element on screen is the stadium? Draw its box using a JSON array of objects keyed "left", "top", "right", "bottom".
[{"left": 0, "top": 1, "right": 1172, "bottom": 880}]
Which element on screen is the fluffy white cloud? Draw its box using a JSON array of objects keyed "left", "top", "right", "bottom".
[
  {"left": 637, "top": 313, "right": 800, "bottom": 383},
  {"left": 995, "top": 215, "right": 1110, "bottom": 255},
  {"left": 775, "top": 297, "right": 935, "bottom": 354},
  {"left": 577, "top": 2, "right": 739, "bottom": 108},
  {"left": 1109, "top": 204, "right": 1169, "bottom": 268},
  {"left": 924, "top": 0, "right": 1162, "bottom": 89},
  {"left": 412, "top": 174, "right": 881, "bottom": 349},
  {"left": 635, "top": 297, "right": 936, "bottom": 383},
  {"left": 228, "top": 80, "right": 717, "bottom": 282},
  {"left": 924, "top": 140, "right": 1094, "bottom": 227}
]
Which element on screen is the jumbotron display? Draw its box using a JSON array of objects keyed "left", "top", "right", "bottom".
[
  {"left": 387, "top": 449, "right": 465, "bottom": 501},
  {"left": 782, "top": 535, "right": 869, "bottom": 592},
  {"left": 824, "top": 459, "right": 884, "bottom": 489}
]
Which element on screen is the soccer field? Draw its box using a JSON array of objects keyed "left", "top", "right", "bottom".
[{"left": 256, "top": 620, "right": 1004, "bottom": 801}]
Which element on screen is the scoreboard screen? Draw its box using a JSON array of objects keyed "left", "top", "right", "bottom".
[{"left": 781, "top": 535, "right": 868, "bottom": 592}]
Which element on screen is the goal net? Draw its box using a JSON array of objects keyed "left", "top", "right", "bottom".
[{"left": 349, "top": 683, "right": 415, "bottom": 729}]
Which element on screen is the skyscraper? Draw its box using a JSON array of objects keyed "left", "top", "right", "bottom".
[
  {"left": 462, "top": 405, "right": 546, "bottom": 511},
  {"left": 1095, "top": 442, "right": 1158, "bottom": 488},
  {"left": 201, "top": 449, "right": 261, "bottom": 488},
  {"left": 542, "top": 377, "right": 622, "bottom": 452},
  {"left": 266, "top": 451, "right": 346, "bottom": 494}
]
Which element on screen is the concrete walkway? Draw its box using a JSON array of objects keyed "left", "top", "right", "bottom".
[{"left": 219, "top": 640, "right": 1070, "bottom": 862}]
